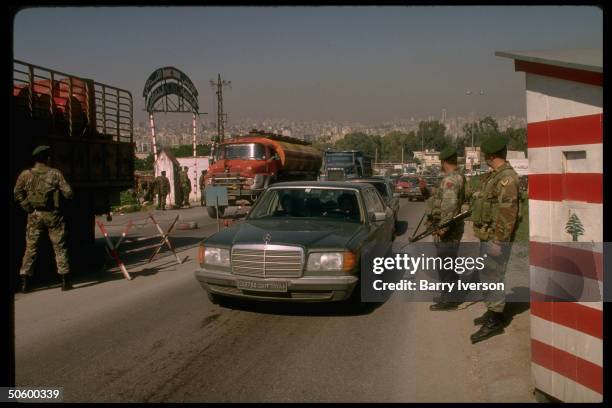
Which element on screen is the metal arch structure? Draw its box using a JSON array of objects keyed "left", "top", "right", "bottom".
[
  {"left": 143, "top": 66, "right": 204, "bottom": 204},
  {"left": 143, "top": 66, "right": 199, "bottom": 114}
]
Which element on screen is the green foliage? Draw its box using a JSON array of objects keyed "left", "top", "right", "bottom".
[
  {"left": 416, "top": 120, "right": 449, "bottom": 151},
  {"left": 167, "top": 144, "right": 211, "bottom": 157},
  {"left": 333, "top": 132, "right": 382, "bottom": 158},
  {"left": 134, "top": 154, "right": 154, "bottom": 171},
  {"left": 311, "top": 136, "right": 334, "bottom": 152},
  {"left": 119, "top": 189, "right": 139, "bottom": 205},
  {"left": 460, "top": 116, "right": 527, "bottom": 155}
]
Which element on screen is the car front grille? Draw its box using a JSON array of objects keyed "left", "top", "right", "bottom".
[{"left": 231, "top": 244, "right": 304, "bottom": 278}]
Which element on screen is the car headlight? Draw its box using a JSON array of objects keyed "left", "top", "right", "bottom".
[
  {"left": 204, "top": 246, "right": 230, "bottom": 266},
  {"left": 307, "top": 251, "right": 356, "bottom": 272}
]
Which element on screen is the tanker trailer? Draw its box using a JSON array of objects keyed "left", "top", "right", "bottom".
[{"left": 204, "top": 130, "right": 322, "bottom": 218}]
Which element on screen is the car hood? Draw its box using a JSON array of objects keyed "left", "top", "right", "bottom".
[{"left": 205, "top": 218, "right": 363, "bottom": 250}]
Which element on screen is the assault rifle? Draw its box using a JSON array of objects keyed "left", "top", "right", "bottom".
[{"left": 409, "top": 210, "right": 471, "bottom": 242}]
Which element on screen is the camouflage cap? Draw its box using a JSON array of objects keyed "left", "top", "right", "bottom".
[
  {"left": 481, "top": 135, "right": 509, "bottom": 154},
  {"left": 438, "top": 146, "right": 457, "bottom": 161},
  {"left": 32, "top": 145, "right": 51, "bottom": 156}
]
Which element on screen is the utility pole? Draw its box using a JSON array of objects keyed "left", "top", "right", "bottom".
[{"left": 209, "top": 74, "right": 231, "bottom": 160}]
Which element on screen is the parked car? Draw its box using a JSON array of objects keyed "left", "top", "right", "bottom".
[
  {"left": 350, "top": 177, "right": 400, "bottom": 224},
  {"left": 195, "top": 181, "right": 395, "bottom": 304},
  {"left": 395, "top": 175, "right": 427, "bottom": 201}
]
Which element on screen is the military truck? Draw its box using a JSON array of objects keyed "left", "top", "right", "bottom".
[
  {"left": 322, "top": 150, "right": 373, "bottom": 181},
  {"left": 11, "top": 60, "right": 134, "bottom": 281},
  {"left": 204, "top": 130, "right": 322, "bottom": 218}
]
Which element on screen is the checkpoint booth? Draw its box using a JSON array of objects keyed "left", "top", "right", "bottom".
[{"left": 496, "top": 49, "right": 602, "bottom": 402}]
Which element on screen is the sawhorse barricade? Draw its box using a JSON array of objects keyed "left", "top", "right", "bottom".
[
  {"left": 148, "top": 214, "right": 183, "bottom": 265},
  {"left": 96, "top": 220, "right": 133, "bottom": 280},
  {"left": 96, "top": 213, "right": 183, "bottom": 280}
]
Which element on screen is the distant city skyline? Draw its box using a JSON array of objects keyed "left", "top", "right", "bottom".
[{"left": 13, "top": 6, "right": 602, "bottom": 124}]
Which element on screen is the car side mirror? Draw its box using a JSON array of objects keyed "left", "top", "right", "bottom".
[
  {"left": 370, "top": 212, "right": 386, "bottom": 222},
  {"left": 393, "top": 193, "right": 400, "bottom": 198}
]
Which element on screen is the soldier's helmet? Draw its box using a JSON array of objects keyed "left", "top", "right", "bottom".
[
  {"left": 32, "top": 145, "right": 51, "bottom": 157},
  {"left": 481, "top": 135, "right": 509, "bottom": 155},
  {"left": 439, "top": 146, "right": 457, "bottom": 161}
]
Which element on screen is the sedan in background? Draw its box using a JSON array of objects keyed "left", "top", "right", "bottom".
[{"left": 395, "top": 175, "right": 427, "bottom": 201}]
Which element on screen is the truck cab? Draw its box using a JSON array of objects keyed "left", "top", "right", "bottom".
[
  {"left": 322, "top": 150, "right": 373, "bottom": 181},
  {"left": 204, "top": 130, "right": 322, "bottom": 218}
]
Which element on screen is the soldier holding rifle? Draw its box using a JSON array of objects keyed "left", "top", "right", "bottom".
[{"left": 423, "top": 146, "right": 466, "bottom": 311}]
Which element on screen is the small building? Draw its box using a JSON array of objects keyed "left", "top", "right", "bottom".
[
  {"left": 497, "top": 48, "right": 602, "bottom": 402},
  {"left": 413, "top": 149, "right": 440, "bottom": 168},
  {"left": 154, "top": 149, "right": 182, "bottom": 206},
  {"left": 464, "top": 146, "right": 483, "bottom": 171}
]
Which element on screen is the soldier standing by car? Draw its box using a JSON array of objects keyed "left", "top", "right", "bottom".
[
  {"left": 469, "top": 135, "right": 519, "bottom": 344},
  {"left": 14, "top": 145, "right": 74, "bottom": 292},
  {"left": 155, "top": 171, "right": 170, "bottom": 210},
  {"left": 199, "top": 169, "right": 207, "bottom": 206},
  {"left": 426, "top": 146, "right": 466, "bottom": 311},
  {"left": 180, "top": 166, "right": 192, "bottom": 208}
]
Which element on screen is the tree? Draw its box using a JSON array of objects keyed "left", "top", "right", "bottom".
[
  {"left": 503, "top": 127, "right": 527, "bottom": 153},
  {"left": 416, "top": 120, "right": 449, "bottom": 152},
  {"left": 134, "top": 154, "right": 154, "bottom": 171},
  {"left": 312, "top": 136, "right": 334, "bottom": 152},
  {"left": 565, "top": 212, "right": 585, "bottom": 242},
  {"left": 461, "top": 116, "right": 500, "bottom": 149},
  {"left": 168, "top": 144, "right": 211, "bottom": 157},
  {"left": 333, "top": 132, "right": 382, "bottom": 158}
]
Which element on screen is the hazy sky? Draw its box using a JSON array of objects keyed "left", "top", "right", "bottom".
[{"left": 13, "top": 6, "right": 602, "bottom": 124}]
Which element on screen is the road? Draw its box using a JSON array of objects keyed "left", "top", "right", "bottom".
[{"left": 14, "top": 199, "right": 534, "bottom": 402}]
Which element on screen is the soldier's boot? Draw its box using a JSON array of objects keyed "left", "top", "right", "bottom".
[
  {"left": 61, "top": 275, "right": 74, "bottom": 291},
  {"left": 473, "top": 310, "right": 494, "bottom": 325},
  {"left": 429, "top": 301, "right": 460, "bottom": 311},
  {"left": 470, "top": 311, "right": 505, "bottom": 344},
  {"left": 20, "top": 275, "right": 29, "bottom": 294}
]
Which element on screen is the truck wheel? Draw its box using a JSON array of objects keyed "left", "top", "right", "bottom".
[{"left": 206, "top": 206, "right": 226, "bottom": 219}]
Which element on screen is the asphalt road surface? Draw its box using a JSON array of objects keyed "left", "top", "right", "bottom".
[{"left": 14, "top": 199, "right": 533, "bottom": 402}]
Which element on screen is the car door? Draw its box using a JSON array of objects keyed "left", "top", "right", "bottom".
[{"left": 363, "top": 188, "right": 394, "bottom": 242}]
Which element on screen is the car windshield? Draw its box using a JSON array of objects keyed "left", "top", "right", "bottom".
[
  {"left": 220, "top": 143, "right": 266, "bottom": 160},
  {"left": 248, "top": 187, "right": 362, "bottom": 223}
]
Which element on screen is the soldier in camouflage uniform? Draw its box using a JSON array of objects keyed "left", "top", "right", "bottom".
[
  {"left": 180, "top": 166, "right": 192, "bottom": 208},
  {"left": 155, "top": 171, "right": 171, "bottom": 210},
  {"left": 426, "top": 146, "right": 466, "bottom": 311},
  {"left": 199, "top": 169, "right": 207, "bottom": 206},
  {"left": 469, "top": 134, "right": 519, "bottom": 344},
  {"left": 14, "top": 145, "right": 74, "bottom": 293}
]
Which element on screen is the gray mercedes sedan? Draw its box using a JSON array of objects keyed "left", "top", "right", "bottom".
[{"left": 195, "top": 181, "right": 395, "bottom": 304}]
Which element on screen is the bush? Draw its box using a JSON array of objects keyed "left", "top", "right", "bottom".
[{"left": 120, "top": 189, "right": 139, "bottom": 206}]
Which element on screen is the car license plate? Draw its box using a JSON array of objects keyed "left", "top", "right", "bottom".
[{"left": 237, "top": 279, "right": 288, "bottom": 292}]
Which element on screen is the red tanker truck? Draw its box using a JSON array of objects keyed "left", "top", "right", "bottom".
[{"left": 204, "top": 130, "right": 323, "bottom": 218}]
